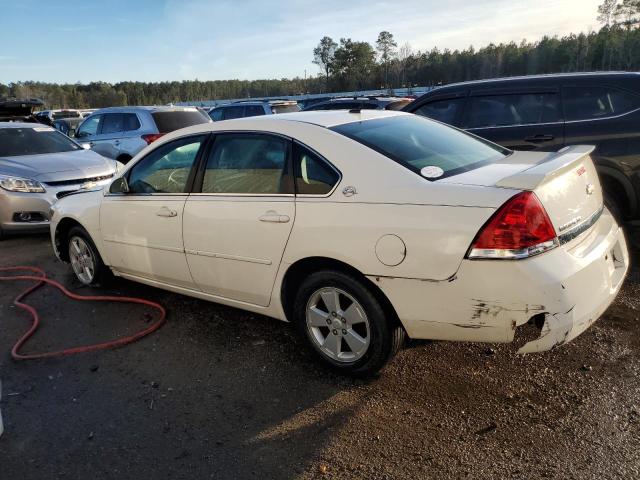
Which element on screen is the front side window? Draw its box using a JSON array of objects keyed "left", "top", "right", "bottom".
[
  {"left": 128, "top": 135, "right": 205, "bottom": 194},
  {"left": 294, "top": 144, "right": 339, "bottom": 195},
  {"left": 0, "top": 127, "right": 82, "bottom": 156},
  {"left": 563, "top": 86, "right": 640, "bottom": 121},
  {"left": 202, "top": 134, "right": 288, "bottom": 194},
  {"left": 414, "top": 98, "right": 465, "bottom": 125},
  {"left": 331, "top": 115, "right": 509, "bottom": 180},
  {"left": 77, "top": 115, "right": 101, "bottom": 137},
  {"left": 101, "top": 114, "right": 125, "bottom": 134},
  {"left": 465, "top": 93, "right": 561, "bottom": 128}
]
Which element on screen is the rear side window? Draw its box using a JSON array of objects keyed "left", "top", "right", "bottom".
[
  {"left": 563, "top": 86, "right": 640, "bottom": 121},
  {"left": 331, "top": 115, "right": 509, "bottom": 180},
  {"left": 294, "top": 144, "right": 339, "bottom": 195},
  {"left": 202, "top": 134, "right": 288, "bottom": 194},
  {"left": 465, "top": 93, "right": 561, "bottom": 128},
  {"left": 151, "top": 110, "right": 210, "bottom": 133},
  {"left": 413, "top": 98, "right": 465, "bottom": 125}
]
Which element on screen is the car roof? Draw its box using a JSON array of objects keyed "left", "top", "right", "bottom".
[
  {"left": 427, "top": 71, "right": 640, "bottom": 92},
  {"left": 198, "top": 110, "right": 406, "bottom": 130},
  {"left": 0, "top": 121, "right": 54, "bottom": 129},
  {"left": 90, "top": 106, "right": 202, "bottom": 114}
]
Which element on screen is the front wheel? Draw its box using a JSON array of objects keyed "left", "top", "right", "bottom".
[
  {"left": 293, "top": 270, "right": 405, "bottom": 376},
  {"left": 67, "top": 226, "right": 110, "bottom": 286}
]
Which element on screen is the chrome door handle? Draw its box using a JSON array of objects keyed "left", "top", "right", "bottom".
[
  {"left": 156, "top": 207, "right": 178, "bottom": 217},
  {"left": 259, "top": 212, "right": 290, "bottom": 223}
]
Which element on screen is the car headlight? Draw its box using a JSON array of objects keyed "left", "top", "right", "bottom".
[{"left": 0, "top": 175, "right": 46, "bottom": 193}]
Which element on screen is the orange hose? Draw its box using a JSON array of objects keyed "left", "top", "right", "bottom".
[{"left": 0, "top": 266, "right": 166, "bottom": 360}]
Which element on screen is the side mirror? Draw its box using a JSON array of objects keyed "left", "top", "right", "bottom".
[{"left": 109, "top": 177, "right": 129, "bottom": 194}]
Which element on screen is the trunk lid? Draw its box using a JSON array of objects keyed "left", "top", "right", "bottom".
[{"left": 440, "top": 145, "right": 603, "bottom": 236}]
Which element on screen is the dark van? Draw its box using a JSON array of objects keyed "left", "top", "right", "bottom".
[{"left": 404, "top": 72, "right": 640, "bottom": 238}]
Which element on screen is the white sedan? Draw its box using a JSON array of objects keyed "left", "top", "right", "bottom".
[{"left": 50, "top": 110, "right": 629, "bottom": 375}]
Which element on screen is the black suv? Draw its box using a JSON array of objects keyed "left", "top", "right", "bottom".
[{"left": 403, "top": 72, "right": 640, "bottom": 233}]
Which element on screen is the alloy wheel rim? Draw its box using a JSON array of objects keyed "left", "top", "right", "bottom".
[
  {"left": 305, "top": 287, "right": 370, "bottom": 363},
  {"left": 69, "top": 236, "right": 95, "bottom": 284}
]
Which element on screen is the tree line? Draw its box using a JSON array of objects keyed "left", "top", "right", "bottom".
[{"left": 2, "top": 0, "right": 639, "bottom": 109}]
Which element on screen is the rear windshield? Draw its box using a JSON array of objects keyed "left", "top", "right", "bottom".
[
  {"left": 331, "top": 115, "right": 510, "bottom": 179},
  {"left": 271, "top": 104, "right": 301, "bottom": 114},
  {"left": 151, "top": 110, "right": 210, "bottom": 133},
  {"left": 0, "top": 127, "right": 81, "bottom": 156}
]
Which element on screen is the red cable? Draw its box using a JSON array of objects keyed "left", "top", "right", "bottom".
[{"left": 0, "top": 266, "right": 166, "bottom": 360}]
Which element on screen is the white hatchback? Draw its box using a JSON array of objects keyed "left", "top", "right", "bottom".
[{"left": 50, "top": 110, "right": 629, "bottom": 375}]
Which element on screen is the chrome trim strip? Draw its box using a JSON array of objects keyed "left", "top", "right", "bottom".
[
  {"left": 103, "top": 236, "right": 184, "bottom": 253},
  {"left": 188, "top": 193, "right": 295, "bottom": 198},
  {"left": 558, "top": 206, "right": 604, "bottom": 245},
  {"left": 185, "top": 249, "right": 271, "bottom": 265}
]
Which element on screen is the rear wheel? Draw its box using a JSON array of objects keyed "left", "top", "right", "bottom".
[
  {"left": 67, "top": 226, "right": 110, "bottom": 286},
  {"left": 293, "top": 270, "right": 405, "bottom": 376}
]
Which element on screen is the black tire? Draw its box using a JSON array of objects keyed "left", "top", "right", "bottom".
[
  {"left": 293, "top": 270, "right": 405, "bottom": 377},
  {"left": 604, "top": 191, "right": 623, "bottom": 224},
  {"left": 67, "top": 226, "right": 111, "bottom": 286},
  {"left": 117, "top": 155, "right": 132, "bottom": 165}
]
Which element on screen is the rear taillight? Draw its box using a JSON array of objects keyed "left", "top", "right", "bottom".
[
  {"left": 141, "top": 133, "right": 165, "bottom": 145},
  {"left": 468, "top": 191, "right": 558, "bottom": 260}
]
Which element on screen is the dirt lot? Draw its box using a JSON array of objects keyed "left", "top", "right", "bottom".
[{"left": 0, "top": 234, "right": 639, "bottom": 479}]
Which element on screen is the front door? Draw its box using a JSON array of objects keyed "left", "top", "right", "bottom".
[
  {"left": 183, "top": 132, "right": 295, "bottom": 306},
  {"left": 100, "top": 134, "right": 207, "bottom": 288}
]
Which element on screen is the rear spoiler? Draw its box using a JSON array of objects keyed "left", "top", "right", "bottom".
[{"left": 496, "top": 145, "right": 596, "bottom": 191}]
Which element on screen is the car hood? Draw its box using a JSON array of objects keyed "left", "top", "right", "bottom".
[{"left": 0, "top": 149, "right": 118, "bottom": 183}]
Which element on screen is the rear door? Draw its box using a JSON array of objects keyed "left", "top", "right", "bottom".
[
  {"left": 183, "top": 132, "right": 295, "bottom": 306},
  {"left": 462, "top": 90, "right": 565, "bottom": 151}
]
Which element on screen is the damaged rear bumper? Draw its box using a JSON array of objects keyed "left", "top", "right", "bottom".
[{"left": 368, "top": 208, "right": 628, "bottom": 352}]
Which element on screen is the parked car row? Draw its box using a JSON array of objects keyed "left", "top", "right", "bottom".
[{"left": 1, "top": 72, "right": 635, "bottom": 376}]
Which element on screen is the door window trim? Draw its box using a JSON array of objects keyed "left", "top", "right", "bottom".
[{"left": 190, "top": 130, "right": 295, "bottom": 197}]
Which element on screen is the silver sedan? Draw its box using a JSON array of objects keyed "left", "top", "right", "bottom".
[{"left": 0, "top": 122, "right": 121, "bottom": 239}]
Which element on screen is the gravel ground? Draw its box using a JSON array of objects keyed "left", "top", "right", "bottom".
[{"left": 0, "top": 234, "right": 639, "bottom": 479}]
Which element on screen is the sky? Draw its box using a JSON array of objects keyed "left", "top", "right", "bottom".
[{"left": 0, "top": 0, "right": 603, "bottom": 84}]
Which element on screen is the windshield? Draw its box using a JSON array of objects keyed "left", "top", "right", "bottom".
[
  {"left": 0, "top": 127, "right": 81, "bottom": 157},
  {"left": 331, "top": 115, "right": 510, "bottom": 179}
]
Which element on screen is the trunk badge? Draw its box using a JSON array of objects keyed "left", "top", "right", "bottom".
[{"left": 586, "top": 184, "right": 595, "bottom": 195}]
